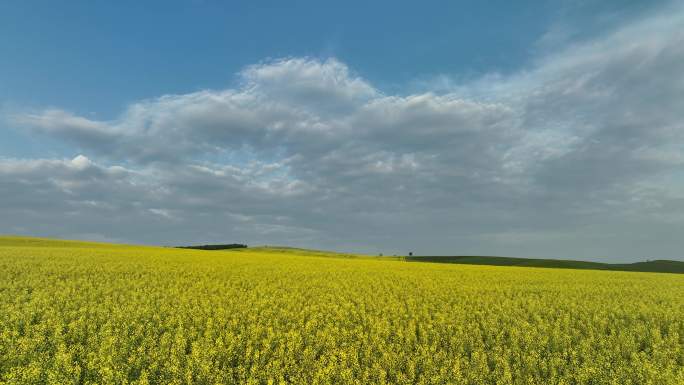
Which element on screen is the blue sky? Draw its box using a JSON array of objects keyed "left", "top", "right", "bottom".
[
  {"left": 1, "top": 0, "right": 657, "bottom": 116},
  {"left": 1, "top": 1, "right": 683, "bottom": 260}
]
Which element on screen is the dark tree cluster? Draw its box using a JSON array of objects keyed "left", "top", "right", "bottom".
[{"left": 177, "top": 244, "right": 247, "bottom": 250}]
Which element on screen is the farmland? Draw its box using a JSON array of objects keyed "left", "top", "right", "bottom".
[
  {"left": 404, "top": 255, "right": 684, "bottom": 274},
  {"left": 1, "top": 236, "right": 683, "bottom": 384}
]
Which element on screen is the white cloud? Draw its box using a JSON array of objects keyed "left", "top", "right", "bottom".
[{"left": 4, "top": 6, "right": 684, "bottom": 260}]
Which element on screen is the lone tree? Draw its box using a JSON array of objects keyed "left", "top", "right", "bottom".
[{"left": 408, "top": 252, "right": 413, "bottom": 257}]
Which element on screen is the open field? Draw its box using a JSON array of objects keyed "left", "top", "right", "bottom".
[{"left": 1, "top": 236, "right": 683, "bottom": 384}]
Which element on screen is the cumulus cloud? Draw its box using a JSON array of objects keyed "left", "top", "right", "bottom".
[
  {"left": 4, "top": 7, "right": 684, "bottom": 260},
  {"left": 0, "top": 154, "right": 322, "bottom": 246}
]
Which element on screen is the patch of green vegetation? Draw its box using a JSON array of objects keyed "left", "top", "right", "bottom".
[
  {"left": 177, "top": 244, "right": 247, "bottom": 250},
  {"left": 406, "top": 255, "right": 684, "bottom": 274}
]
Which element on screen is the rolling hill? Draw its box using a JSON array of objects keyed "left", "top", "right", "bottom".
[{"left": 405, "top": 255, "right": 684, "bottom": 274}]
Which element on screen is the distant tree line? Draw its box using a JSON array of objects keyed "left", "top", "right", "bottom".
[{"left": 177, "top": 244, "right": 247, "bottom": 250}]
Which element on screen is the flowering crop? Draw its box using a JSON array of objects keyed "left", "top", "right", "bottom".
[{"left": 1, "top": 237, "right": 683, "bottom": 384}]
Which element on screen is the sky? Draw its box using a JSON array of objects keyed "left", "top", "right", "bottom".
[{"left": 1, "top": 0, "right": 683, "bottom": 261}]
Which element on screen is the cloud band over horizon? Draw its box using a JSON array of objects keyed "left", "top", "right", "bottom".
[{"left": 2, "top": 5, "right": 684, "bottom": 261}]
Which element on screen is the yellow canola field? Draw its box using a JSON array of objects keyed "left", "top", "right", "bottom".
[{"left": 0, "top": 237, "right": 683, "bottom": 384}]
